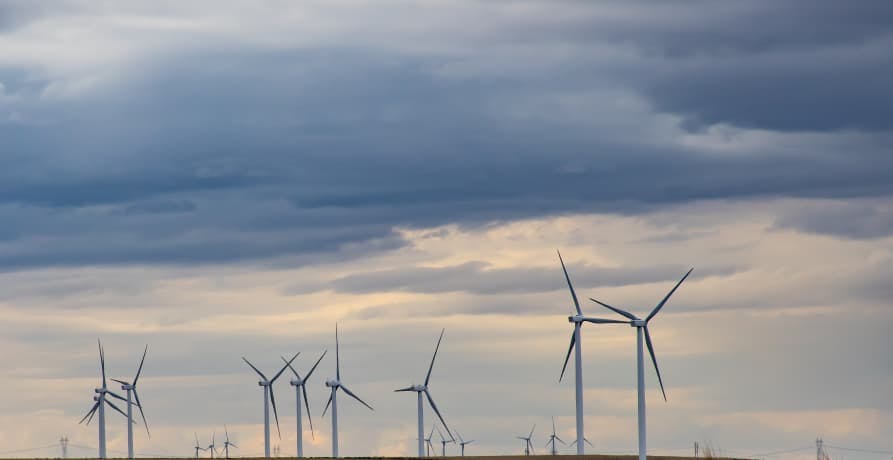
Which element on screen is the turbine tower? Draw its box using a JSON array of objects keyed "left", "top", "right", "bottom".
[
  {"left": 557, "top": 251, "right": 629, "bottom": 454},
  {"left": 223, "top": 426, "right": 238, "bottom": 459},
  {"left": 243, "top": 353, "right": 299, "bottom": 458},
  {"left": 283, "top": 350, "right": 327, "bottom": 457},
  {"left": 322, "top": 325, "right": 374, "bottom": 458},
  {"left": 589, "top": 268, "right": 693, "bottom": 460},
  {"left": 457, "top": 431, "right": 474, "bottom": 457},
  {"left": 546, "top": 417, "right": 565, "bottom": 455},
  {"left": 395, "top": 329, "right": 453, "bottom": 457},
  {"left": 79, "top": 339, "right": 129, "bottom": 459},
  {"left": 111, "top": 345, "right": 150, "bottom": 459},
  {"left": 436, "top": 426, "right": 453, "bottom": 456},
  {"left": 517, "top": 424, "right": 535, "bottom": 456}
]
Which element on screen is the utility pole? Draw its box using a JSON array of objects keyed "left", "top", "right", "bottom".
[{"left": 60, "top": 436, "right": 69, "bottom": 458}]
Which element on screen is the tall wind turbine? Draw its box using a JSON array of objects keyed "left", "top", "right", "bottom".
[
  {"left": 457, "top": 431, "right": 474, "bottom": 457},
  {"left": 78, "top": 339, "right": 129, "bottom": 459},
  {"left": 283, "top": 351, "right": 327, "bottom": 457},
  {"left": 322, "top": 325, "right": 374, "bottom": 458},
  {"left": 424, "top": 427, "right": 435, "bottom": 456},
  {"left": 111, "top": 345, "right": 150, "bottom": 460},
  {"left": 395, "top": 329, "right": 453, "bottom": 457},
  {"left": 557, "top": 251, "right": 629, "bottom": 454},
  {"left": 193, "top": 433, "right": 206, "bottom": 459},
  {"left": 589, "top": 268, "right": 693, "bottom": 460},
  {"left": 436, "top": 426, "right": 453, "bottom": 457},
  {"left": 222, "top": 426, "right": 237, "bottom": 459},
  {"left": 517, "top": 424, "right": 535, "bottom": 456},
  {"left": 243, "top": 353, "right": 299, "bottom": 458},
  {"left": 207, "top": 432, "right": 218, "bottom": 459},
  {"left": 545, "top": 417, "right": 565, "bottom": 455}
]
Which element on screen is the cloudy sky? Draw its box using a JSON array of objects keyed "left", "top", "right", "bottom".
[{"left": 1, "top": 1, "right": 892, "bottom": 458}]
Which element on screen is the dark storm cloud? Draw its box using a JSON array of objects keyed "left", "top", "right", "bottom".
[
  {"left": 774, "top": 201, "right": 893, "bottom": 239},
  {"left": 1, "top": 2, "right": 892, "bottom": 270},
  {"left": 328, "top": 261, "right": 736, "bottom": 295}
]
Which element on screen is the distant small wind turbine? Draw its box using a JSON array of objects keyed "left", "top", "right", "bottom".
[
  {"left": 395, "top": 329, "right": 453, "bottom": 457},
  {"left": 193, "top": 433, "right": 206, "bottom": 459},
  {"left": 589, "top": 268, "right": 693, "bottom": 460},
  {"left": 545, "top": 417, "right": 565, "bottom": 455},
  {"left": 111, "top": 345, "right": 150, "bottom": 460},
  {"left": 457, "top": 431, "right": 474, "bottom": 457},
  {"left": 207, "top": 432, "right": 218, "bottom": 459},
  {"left": 436, "top": 426, "right": 454, "bottom": 456},
  {"left": 223, "top": 426, "right": 237, "bottom": 459},
  {"left": 557, "top": 251, "right": 630, "bottom": 454},
  {"left": 243, "top": 353, "right": 299, "bottom": 458},
  {"left": 424, "top": 427, "right": 435, "bottom": 456},
  {"left": 517, "top": 424, "right": 536, "bottom": 456},
  {"left": 79, "top": 339, "right": 129, "bottom": 459},
  {"left": 283, "top": 350, "right": 327, "bottom": 457},
  {"left": 323, "top": 324, "right": 374, "bottom": 458}
]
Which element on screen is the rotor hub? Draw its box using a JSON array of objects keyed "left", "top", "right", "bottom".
[
  {"left": 631, "top": 319, "right": 646, "bottom": 327},
  {"left": 290, "top": 378, "right": 304, "bottom": 386},
  {"left": 325, "top": 379, "right": 340, "bottom": 387},
  {"left": 568, "top": 314, "right": 584, "bottom": 323}
]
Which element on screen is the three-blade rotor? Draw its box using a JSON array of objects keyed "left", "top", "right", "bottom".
[
  {"left": 323, "top": 325, "right": 374, "bottom": 416},
  {"left": 394, "top": 329, "right": 453, "bottom": 440},
  {"left": 243, "top": 353, "right": 300, "bottom": 438},
  {"left": 79, "top": 339, "right": 130, "bottom": 425},
  {"left": 283, "top": 350, "right": 327, "bottom": 438},
  {"left": 111, "top": 344, "right": 151, "bottom": 437}
]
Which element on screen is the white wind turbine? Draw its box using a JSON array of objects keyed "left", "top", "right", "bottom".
[
  {"left": 207, "top": 432, "right": 218, "bottom": 459},
  {"left": 589, "top": 268, "right": 693, "bottom": 460},
  {"left": 557, "top": 251, "right": 630, "bottom": 454},
  {"left": 243, "top": 353, "right": 299, "bottom": 458},
  {"left": 457, "top": 431, "right": 474, "bottom": 457},
  {"left": 193, "top": 433, "right": 206, "bottom": 459},
  {"left": 424, "top": 427, "right": 435, "bottom": 456},
  {"left": 111, "top": 345, "right": 149, "bottom": 460},
  {"left": 223, "top": 425, "right": 237, "bottom": 459},
  {"left": 517, "top": 424, "right": 535, "bottom": 456},
  {"left": 436, "top": 426, "right": 454, "bottom": 456},
  {"left": 322, "top": 325, "right": 374, "bottom": 458},
  {"left": 545, "top": 417, "right": 565, "bottom": 455},
  {"left": 395, "top": 329, "right": 453, "bottom": 457},
  {"left": 282, "top": 350, "right": 327, "bottom": 457},
  {"left": 79, "top": 339, "right": 130, "bottom": 459}
]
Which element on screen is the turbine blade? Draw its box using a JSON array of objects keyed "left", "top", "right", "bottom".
[
  {"left": 302, "top": 384, "right": 315, "bottom": 439},
  {"left": 335, "top": 324, "right": 341, "bottom": 381},
  {"left": 425, "top": 389, "right": 453, "bottom": 440},
  {"left": 230, "top": 443, "right": 238, "bottom": 449},
  {"left": 551, "top": 416, "right": 556, "bottom": 436},
  {"left": 644, "top": 326, "right": 667, "bottom": 401},
  {"left": 195, "top": 433, "right": 199, "bottom": 447},
  {"left": 106, "top": 390, "right": 127, "bottom": 402},
  {"left": 272, "top": 352, "right": 299, "bottom": 383},
  {"left": 98, "top": 339, "right": 107, "bottom": 388},
  {"left": 304, "top": 350, "right": 327, "bottom": 381},
  {"left": 110, "top": 378, "right": 129, "bottom": 386},
  {"left": 340, "top": 384, "right": 373, "bottom": 411},
  {"left": 556, "top": 436, "right": 566, "bottom": 445},
  {"left": 585, "top": 438, "right": 594, "bottom": 447},
  {"left": 133, "top": 388, "right": 150, "bottom": 438},
  {"left": 225, "top": 424, "right": 229, "bottom": 442},
  {"left": 270, "top": 386, "right": 282, "bottom": 438},
  {"left": 647, "top": 268, "right": 693, "bottom": 322},
  {"left": 589, "top": 298, "right": 637, "bottom": 320},
  {"left": 528, "top": 423, "right": 536, "bottom": 439},
  {"left": 394, "top": 386, "right": 415, "bottom": 392},
  {"left": 79, "top": 401, "right": 100, "bottom": 424},
  {"left": 241, "top": 357, "right": 268, "bottom": 381},
  {"left": 133, "top": 344, "right": 148, "bottom": 385},
  {"left": 281, "top": 355, "right": 301, "bottom": 379},
  {"left": 425, "top": 329, "right": 445, "bottom": 386},
  {"left": 105, "top": 398, "right": 129, "bottom": 418},
  {"left": 559, "top": 330, "right": 575, "bottom": 382},
  {"left": 581, "top": 317, "right": 630, "bottom": 324},
  {"left": 322, "top": 390, "right": 333, "bottom": 417},
  {"left": 558, "top": 250, "right": 582, "bottom": 316}
]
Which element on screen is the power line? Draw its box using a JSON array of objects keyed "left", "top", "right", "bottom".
[
  {"left": 747, "top": 445, "right": 815, "bottom": 457},
  {"left": 0, "top": 444, "right": 59, "bottom": 455},
  {"left": 825, "top": 445, "right": 893, "bottom": 455}
]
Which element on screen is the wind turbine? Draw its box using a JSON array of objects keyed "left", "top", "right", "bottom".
[
  {"left": 457, "top": 431, "right": 474, "bottom": 457},
  {"left": 569, "top": 438, "right": 593, "bottom": 449},
  {"left": 557, "top": 250, "right": 629, "bottom": 454},
  {"left": 589, "top": 268, "right": 693, "bottom": 460},
  {"left": 517, "top": 424, "right": 535, "bottom": 456},
  {"left": 223, "top": 426, "right": 237, "bottom": 459},
  {"left": 545, "top": 417, "right": 565, "bottom": 455},
  {"left": 283, "top": 350, "right": 327, "bottom": 457},
  {"left": 78, "top": 339, "right": 129, "bottom": 459},
  {"left": 111, "top": 345, "right": 150, "bottom": 460},
  {"left": 207, "top": 432, "right": 218, "bottom": 459},
  {"left": 243, "top": 353, "right": 299, "bottom": 458},
  {"left": 424, "top": 427, "right": 435, "bottom": 456},
  {"left": 194, "top": 433, "right": 206, "bottom": 459},
  {"left": 395, "top": 329, "right": 453, "bottom": 457},
  {"left": 322, "top": 325, "right": 374, "bottom": 458},
  {"left": 436, "top": 426, "right": 453, "bottom": 457}
]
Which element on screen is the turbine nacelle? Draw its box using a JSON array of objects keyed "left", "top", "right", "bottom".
[
  {"left": 568, "top": 314, "right": 584, "bottom": 323},
  {"left": 289, "top": 378, "right": 305, "bottom": 386},
  {"left": 94, "top": 387, "right": 105, "bottom": 394},
  {"left": 631, "top": 319, "right": 646, "bottom": 327},
  {"left": 325, "top": 379, "right": 340, "bottom": 388}
]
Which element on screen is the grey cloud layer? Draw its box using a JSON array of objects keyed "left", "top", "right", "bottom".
[{"left": 1, "top": 1, "right": 892, "bottom": 269}]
